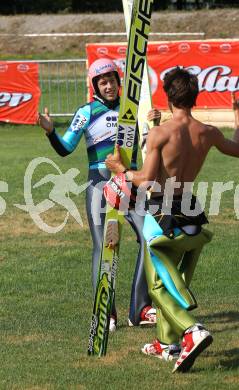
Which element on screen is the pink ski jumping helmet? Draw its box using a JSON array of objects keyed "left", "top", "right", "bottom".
[{"left": 88, "top": 58, "right": 120, "bottom": 92}]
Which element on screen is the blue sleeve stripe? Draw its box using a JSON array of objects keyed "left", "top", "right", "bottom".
[{"left": 60, "top": 130, "right": 82, "bottom": 152}]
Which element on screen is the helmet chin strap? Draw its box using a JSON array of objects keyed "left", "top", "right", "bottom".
[{"left": 93, "top": 93, "right": 120, "bottom": 110}]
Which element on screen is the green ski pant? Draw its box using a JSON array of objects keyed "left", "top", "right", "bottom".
[{"left": 144, "top": 228, "right": 213, "bottom": 344}]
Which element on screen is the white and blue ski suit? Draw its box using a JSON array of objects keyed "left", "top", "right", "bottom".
[{"left": 47, "top": 95, "right": 152, "bottom": 325}]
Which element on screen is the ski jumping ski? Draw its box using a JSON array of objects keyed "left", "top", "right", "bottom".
[
  {"left": 123, "top": 0, "right": 154, "bottom": 161},
  {"left": 88, "top": 0, "right": 154, "bottom": 356}
]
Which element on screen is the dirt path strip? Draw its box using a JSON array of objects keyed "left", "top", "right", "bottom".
[{"left": 0, "top": 10, "right": 238, "bottom": 56}]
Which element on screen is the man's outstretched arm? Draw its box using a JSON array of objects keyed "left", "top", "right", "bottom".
[{"left": 105, "top": 126, "right": 167, "bottom": 187}]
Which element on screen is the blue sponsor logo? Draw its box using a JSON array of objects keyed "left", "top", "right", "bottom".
[
  {"left": 72, "top": 114, "right": 87, "bottom": 132},
  {"left": 106, "top": 116, "right": 118, "bottom": 128}
]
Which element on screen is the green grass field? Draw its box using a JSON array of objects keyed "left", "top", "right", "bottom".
[{"left": 0, "top": 122, "right": 238, "bottom": 389}]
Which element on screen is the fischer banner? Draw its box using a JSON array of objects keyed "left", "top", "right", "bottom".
[
  {"left": 0, "top": 62, "right": 41, "bottom": 124},
  {"left": 86, "top": 40, "right": 239, "bottom": 109}
]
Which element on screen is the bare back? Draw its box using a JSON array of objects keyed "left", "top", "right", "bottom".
[
  {"left": 105, "top": 99, "right": 239, "bottom": 195},
  {"left": 150, "top": 111, "right": 214, "bottom": 195}
]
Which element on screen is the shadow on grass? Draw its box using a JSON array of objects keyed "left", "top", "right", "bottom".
[
  {"left": 200, "top": 311, "right": 239, "bottom": 324},
  {"left": 196, "top": 312, "right": 239, "bottom": 372},
  {"left": 219, "top": 348, "right": 239, "bottom": 369},
  {"left": 205, "top": 347, "right": 239, "bottom": 368},
  {"left": 202, "top": 311, "right": 239, "bottom": 322},
  {"left": 199, "top": 311, "right": 239, "bottom": 335},
  {"left": 188, "top": 348, "right": 239, "bottom": 373},
  {"left": 117, "top": 323, "right": 129, "bottom": 330}
]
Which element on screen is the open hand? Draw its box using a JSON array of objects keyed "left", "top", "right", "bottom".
[{"left": 37, "top": 107, "right": 54, "bottom": 134}]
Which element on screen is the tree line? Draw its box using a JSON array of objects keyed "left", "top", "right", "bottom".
[{"left": 0, "top": 0, "right": 238, "bottom": 14}]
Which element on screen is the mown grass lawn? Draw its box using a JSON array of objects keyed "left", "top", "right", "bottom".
[{"left": 0, "top": 122, "right": 238, "bottom": 389}]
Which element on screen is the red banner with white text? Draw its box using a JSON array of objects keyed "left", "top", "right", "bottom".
[
  {"left": 0, "top": 62, "right": 41, "bottom": 124},
  {"left": 86, "top": 40, "right": 239, "bottom": 109}
]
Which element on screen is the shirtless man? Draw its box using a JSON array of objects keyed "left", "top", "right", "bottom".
[{"left": 105, "top": 67, "right": 239, "bottom": 372}]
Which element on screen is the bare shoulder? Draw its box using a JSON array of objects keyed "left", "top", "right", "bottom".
[
  {"left": 204, "top": 123, "right": 218, "bottom": 133},
  {"left": 147, "top": 122, "right": 171, "bottom": 147},
  {"left": 191, "top": 117, "right": 214, "bottom": 133},
  {"left": 191, "top": 119, "right": 222, "bottom": 141},
  {"left": 204, "top": 123, "right": 224, "bottom": 143}
]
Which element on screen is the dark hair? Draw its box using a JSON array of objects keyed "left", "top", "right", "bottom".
[{"left": 163, "top": 67, "right": 199, "bottom": 108}]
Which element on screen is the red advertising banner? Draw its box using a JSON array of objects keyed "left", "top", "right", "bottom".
[
  {"left": 0, "top": 62, "right": 41, "bottom": 124},
  {"left": 86, "top": 40, "right": 239, "bottom": 109}
]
